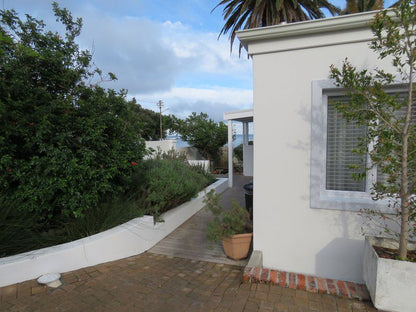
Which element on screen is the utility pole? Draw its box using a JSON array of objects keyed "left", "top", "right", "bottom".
[{"left": 157, "top": 100, "right": 163, "bottom": 140}]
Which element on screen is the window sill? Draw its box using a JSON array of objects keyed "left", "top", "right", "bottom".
[{"left": 311, "top": 192, "right": 393, "bottom": 213}]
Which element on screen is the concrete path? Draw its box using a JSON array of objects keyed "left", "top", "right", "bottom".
[{"left": 149, "top": 175, "right": 253, "bottom": 266}]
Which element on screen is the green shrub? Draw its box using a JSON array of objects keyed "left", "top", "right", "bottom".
[
  {"left": 234, "top": 144, "right": 243, "bottom": 161},
  {"left": 135, "top": 159, "right": 215, "bottom": 218},
  {"left": 0, "top": 5, "right": 145, "bottom": 223},
  {"left": 0, "top": 194, "right": 145, "bottom": 257},
  {"left": 204, "top": 190, "right": 252, "bottom": 243},
  {"left": 0, "top": 159, "right": 214, "bottom": 257},
  {"left": 61, "top": 195, "right": 145, "bottom": 241}
]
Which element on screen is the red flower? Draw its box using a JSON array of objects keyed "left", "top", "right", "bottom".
[
  {"left": 29, "top": 122, "right": 34, "bottom": 126},
  {"left": 7, "top": 169, "right": 12, "bottom": 172},
  {"left": 131, "top": 162, "right": 137, "bottom": 166}
]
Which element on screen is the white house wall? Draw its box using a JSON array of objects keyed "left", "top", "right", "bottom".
[
  {"left": 243, "top": 144, "right": 253, "bottom": 176},
  {"left": 246, "top": 16, "right": 394, "bottom": 282}
]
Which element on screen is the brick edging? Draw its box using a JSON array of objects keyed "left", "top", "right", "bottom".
[{"left": 242, "top": 266, "right": 370, "bottom": 301}]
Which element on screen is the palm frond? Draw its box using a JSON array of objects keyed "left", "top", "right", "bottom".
[{"left": 213, "top": 0, "right": 341, "bottom": 55}]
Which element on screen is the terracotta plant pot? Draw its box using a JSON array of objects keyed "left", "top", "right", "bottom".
[{"left": 222, "top": 233, "right": 253, "bottom": 260}]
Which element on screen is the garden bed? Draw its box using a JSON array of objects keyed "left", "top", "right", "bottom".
[{"left": 0, "top": 178, "right": 228, "bottom": 287}]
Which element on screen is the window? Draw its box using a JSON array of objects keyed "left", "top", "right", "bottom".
[
  {"left": 326, "top": 95, "right": 367, "bottom": 192},
  {"left": 310, "top": 80, "right": 414, "bottom": 211}
]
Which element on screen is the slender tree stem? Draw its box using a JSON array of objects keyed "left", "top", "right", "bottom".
[{"left": 399, "top": 63, "right": 413, "bottom": 259}]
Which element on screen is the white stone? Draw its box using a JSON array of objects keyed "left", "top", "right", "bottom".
[{"left": 37, "top": 273, "right": 62, "bottom": 288}]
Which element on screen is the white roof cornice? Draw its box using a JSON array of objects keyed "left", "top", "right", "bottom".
[{"left": 236, "top": 10, "right": 391, "bottom": 53}]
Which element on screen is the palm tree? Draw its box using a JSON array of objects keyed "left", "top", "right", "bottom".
[
  {"left": 213, "top": 0, "right": 340, "bottom": 54},
  {"left": 341, "top": 0, "right": 384, "bottom": 14}
]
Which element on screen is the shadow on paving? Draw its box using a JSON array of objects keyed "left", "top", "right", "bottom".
[{"left": 148, "top": 175, "right": 253, "bottom": 266}]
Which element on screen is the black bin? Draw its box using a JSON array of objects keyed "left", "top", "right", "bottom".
[{"left": 243, "top": 182, "right": 253, "bottom": 220}]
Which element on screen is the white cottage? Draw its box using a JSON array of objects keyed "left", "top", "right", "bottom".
[{"left": 236, "top": 11, "right": 395, "bottom": 283}]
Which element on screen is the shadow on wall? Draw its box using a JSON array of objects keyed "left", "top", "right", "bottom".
[{"left": 315, "top": 237, "right": 365, "bottom": 282}]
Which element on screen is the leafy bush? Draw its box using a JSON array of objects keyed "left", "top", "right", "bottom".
[
  {"left": 0, "top": 158, "right": 215, "bottom": 257},
  {"left": 174, "top": 112, "right": 228, "bottom": 162},
  {"left": 135, "top": 159, "right": 216, "bottom": 218},
  {"left": 0, "top": 4, "right": 217, "bottom": 257},
  {"left": 0, "top": 195, "right": 145, "bottom": 257},
  {"left": 204, "top": 190, "right": 252, "bottom": 243},
  {"left": 234, "top": 144, "right": 243, "bottom": 161},
  {"left": 0, "top": 4, "right": 145, "bottom": 223}
]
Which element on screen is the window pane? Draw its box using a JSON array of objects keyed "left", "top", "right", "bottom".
[{"left": 326, "top": 96, "right": 367, "bottom": 192}]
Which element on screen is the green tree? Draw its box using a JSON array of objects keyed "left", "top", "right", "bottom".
[
  {"left": 0, "top": 3, "right": 146, "bottom": 222},
  {"left": 130, "top": 101, "right": 176, "bottom": 140},
  {"left": 213, "top": 0, "right": 340, "bottom": 53},
  {"left": 175, "top": 112, "right": 228, "bottom": 163},
  {"left": 329, "top": 0, "right": 416, "bottom": 260}
]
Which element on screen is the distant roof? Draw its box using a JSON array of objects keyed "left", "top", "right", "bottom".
[{"left": 223, "top": 109, "right": 253, "bottom": 122}]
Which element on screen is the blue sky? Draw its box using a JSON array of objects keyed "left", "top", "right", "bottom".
[
  {"left": 4, "top": 0, "right": 254, "bottom": 122},
  {"left": 3, "top": 0, "right": 396, "bottom": 122}
]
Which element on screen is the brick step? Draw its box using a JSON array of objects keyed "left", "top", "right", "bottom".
[{"left": 242, "top": 266, "right": 370, "bottom": 301}]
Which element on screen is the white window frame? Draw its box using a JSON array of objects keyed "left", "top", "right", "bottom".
[{"left": 310, "top": 80, "right": 392, "bottom": 212}]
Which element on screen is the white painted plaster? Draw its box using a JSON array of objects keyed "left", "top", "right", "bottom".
[
  {"left": 0, "top": 178, "right": 228, "bottom": 287},
  {"left": 238, "top": 12, "right": 397, "bottom": 282},
  {"left": 243, "top": 144, "right": 253, "bottom": 176},
  {"left": 363, "top": 237, "right": 416, "bottom": 312},
  {"left": 187, "top": 160, "right": 210, "bottom": 172},
  {"left": 145, "top": 139, "right": 177, "bottom": 158}
]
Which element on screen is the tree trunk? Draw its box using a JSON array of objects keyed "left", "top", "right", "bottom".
[{"left": 398, "top": 71, "right": 413, "bottom": 260}]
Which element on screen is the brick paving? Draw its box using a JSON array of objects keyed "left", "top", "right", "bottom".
[
  {"left": 243, "top": 267, "right": 370, "bottom": 301},
  {"left": 0, "top": 252, "right": 378, "bottom": 312}
]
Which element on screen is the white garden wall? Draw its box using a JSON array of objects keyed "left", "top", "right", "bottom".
[
  {"left": 237, "top": 12, "right": 395, "bottom": 282},
  {"left": 0, "top": 178, "right": 227, "bottom": 287},
  {"left": 145, "top": 139, "right": 177, "bottom": 158}
]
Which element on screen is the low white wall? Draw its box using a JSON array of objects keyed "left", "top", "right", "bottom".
[
  {"left": 187, "top": 160, "right": 210, "bottom": 172},
  {"left": 145, "top": 139, "right": 177, "bottom": 158},
  {"left": 0, "top": 178, "right": 228, "bottom": 287}
]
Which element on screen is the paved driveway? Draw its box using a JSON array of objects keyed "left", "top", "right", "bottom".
[{"left": 1, "top": 252, "right": 377, "bottom": 312}]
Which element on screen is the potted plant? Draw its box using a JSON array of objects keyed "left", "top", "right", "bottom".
[
  {"left": 204, "top": 189, "right": 252, "bottom": 260},
  {"left": 329, "top": 1, "right": 416, "bottom": 311}
]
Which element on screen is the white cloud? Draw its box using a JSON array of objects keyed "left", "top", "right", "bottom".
[
  {"left": 160, "top": 21, "right": 250, "bottom": 76},
  {"left": 3, "top": 0, "right": 253, "bottom": 121},
  {"left": 133, "top": 86, "right": 253, "bottom": 122}
]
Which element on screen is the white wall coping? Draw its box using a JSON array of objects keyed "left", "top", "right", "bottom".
[
  {"left": 0, "top": 178, "right": 228, "bottom": 287},
  {"left": 237, "top": 10, "right": 380, "bottom": 47},
  {"left": 235, "top": 10, "right": 401, "bottom": 55}
]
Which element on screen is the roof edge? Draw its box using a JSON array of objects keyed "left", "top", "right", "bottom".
[{"left": 236, "top": 10, "right": 385, "bottom": 49}]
